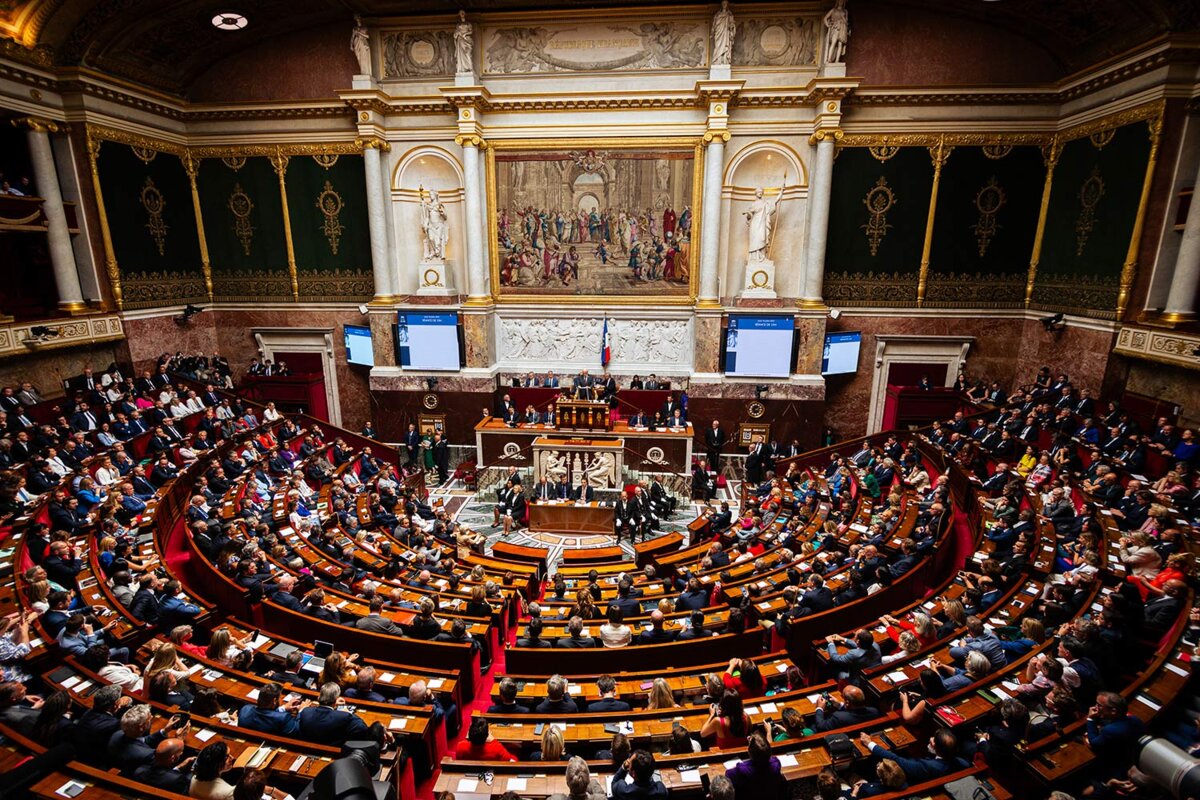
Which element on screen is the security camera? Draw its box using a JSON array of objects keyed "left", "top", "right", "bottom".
[
  {"left": 358, "top": 304, "right": 369, "bottom": 315},
  {"left": 829, "top": 308, "right": 842, "bottom": 320},
  {"left": 1040, "top": 313, "right": 1065, "bottom": 333}
]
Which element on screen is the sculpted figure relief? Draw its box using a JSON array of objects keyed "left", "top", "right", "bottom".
[
  {"left": 351, "top": 15, "right": 372, "bottom": 75},
  {"left": 744, "top": 186, "right": 782, "bottom": 263},
  {"left": 454, "top": 10, "right": 474, "bottom": 73},
  {"left": 420, "top": 188, "right": 449, "bottom": 261},
  {"left": 712, "top": 0, "right": 736, "bottom": 66},
  {"left": 823, "top": 0, "right": 850, "bottom": 64}
]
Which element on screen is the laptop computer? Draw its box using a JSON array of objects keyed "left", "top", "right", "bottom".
[{"left": 300, "top": 639, "right": 335, "bottom": 673}]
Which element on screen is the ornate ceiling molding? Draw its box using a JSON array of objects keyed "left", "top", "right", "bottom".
[
  {"left": 86, "top": 123, "right": 364, "bottom": 159},
  {"left": 1114, "top": 325, "right": 1200, "bottom": 372}
]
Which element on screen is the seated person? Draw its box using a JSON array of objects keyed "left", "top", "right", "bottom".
[
  {"left": 535, "top": 674, "right": 579, "bottom": 714},
  {"left": 455, "top": 717, "right": 516, "bottom": 761}
]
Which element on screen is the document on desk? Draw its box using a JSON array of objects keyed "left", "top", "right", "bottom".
[
  {"left": 678, "top": 769, "right": 702, "bottom": 784},
  {"left": 778, "top": 754, "right": 799, "bottom": 768},
  {"left": 507, "top": 778, "right": 528, "bottom": 791}
]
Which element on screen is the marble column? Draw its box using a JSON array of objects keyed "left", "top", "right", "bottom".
[
  {"left": 801, "top": 131, "right": 837, "bottom": 306},
  {"left": 25, "top": 122, "right": 85, "bottom": 313},
  {"left": 362, "top": 143, "right": 394, "bottom": 302},
  {"left": 698, "top": 133, "right": 728, "bottom": 306},
  {"left": 460, "top": 137, "right": 490, "bottom": 304},
  {"left": 1163, "top": 157, "right": 1200, "bottom": 321}
]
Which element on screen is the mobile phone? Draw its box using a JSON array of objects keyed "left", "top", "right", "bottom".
[{"left": 534, "top": 722, "right": 545, "bottom": 735}]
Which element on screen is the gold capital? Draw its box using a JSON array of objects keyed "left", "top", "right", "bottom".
[
  {"left": 454, "top": 134, "right": 487, "bottom": 150},
  {"left": 11, "top": 116, "right": 66, "bottom": 134},
  {"left": 355, "top": 136, "right": 392, "bottom": 152},
  {"left": 702, "top": 130, "right": 731, "bottom": 146},
  {"left": 808, "top": 129, "right": 844, "bottom": 146}
]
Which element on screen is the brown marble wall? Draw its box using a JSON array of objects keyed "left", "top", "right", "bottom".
[
  {"left": 369, "top": 311, "right": 397, "bottom": 368},
  {"left": 123, "top": 314, "right": 219, "bottom": 371},
  {"left": 794, "top": 315, "right": 827, "bottom": 375},
  {"left": 821, "top": 314, "right": 1118, "bottom": 439},
  {"left": 0, "top": 342, "right": 122, "bottom": 398},
  {"left": 847, "top": 1, "right": 1063, "bottom": 86},
  {"left": 123, "top": 308, "right": 374, "bottom": 432},
  {"left": 461, "top": 311, "right": 493, "bottom": 370},
  {"left": 187, "top": 23, "right": 358, "bottom": 103},
  {"left": 694, "top": 313, "right": 721, "bottom": 374}
]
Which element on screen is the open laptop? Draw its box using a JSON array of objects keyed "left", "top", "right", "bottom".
[{"left": 299, "top": 639, "right": 335, "bottom": 674}]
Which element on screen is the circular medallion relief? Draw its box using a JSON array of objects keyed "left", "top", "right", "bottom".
[
  {"left": 502, "top": 442, "right": 521, "bottom": 458},
  {"left": 422, "top": 393, "right": 439, "bottom": 409},
  {"left": 646, "top": 446, "right": 666, "bottom": 464},
  {"left": 409, "top": 39, "right": 436, "bottom": 66},
  {"left": 759, "top": 25, "right": 788, "bottom": 57},
  {"left": 751, "top": 270, "right": 770, "bottom": 289},
  {"left": 747, "top": 401, "right": 766, "bottom": 419}
]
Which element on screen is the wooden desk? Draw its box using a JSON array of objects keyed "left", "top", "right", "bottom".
[
  {"left": 475, "top": 418, "right": 693, "bottom": 473},
  {"left": 557, "top": 399, "right": 612, "bottom": 431},
  {"left": 529, "top": 500, "right": 614, "bottom": 534}
]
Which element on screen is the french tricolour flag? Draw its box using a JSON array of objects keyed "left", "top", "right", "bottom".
[{"left": 601, "top": 317, "right": 611, "bottom": 366}]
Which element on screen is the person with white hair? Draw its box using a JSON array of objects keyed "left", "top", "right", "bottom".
[{"left": 548, "top": 756, "right": 607, "bottom": 800}]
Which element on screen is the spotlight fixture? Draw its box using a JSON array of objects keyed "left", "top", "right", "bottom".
[
  {"left": 211, "top": 11, "right": 248, "bottom": 30},
  {"left": 1040, "top": 313, "right": 1065, "bottom": 333},
  {"left": 754, "top": 384, "right": 768, "bottom": 400},
  {"left": 425, "top": 377, "right": 439, "bottom": 391},
  {"left": 174, "top": 304, "right": 205, "bottom": 325},
  {"left": 828, "top": 308, "right": 842, "bottom": 320},
  {"left": 29, "top": 325, "right": 59, "bottom": 338}
]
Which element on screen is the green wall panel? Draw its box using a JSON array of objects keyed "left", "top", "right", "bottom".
[
  {"left": 96, "top": 143, "right": 205, "bottom": 309},
  {"left": 197, "top": 156, "right": 291, "bottom": 301},
  {"left": 824, "top": 146, "right": 932, "bottom": 306},
  {"left": 285, "top": 154, "right": 373, "bottom": 300},
  {"left": 925, "top": 145, "right": 1043, "bottom": 308},
  {"left": 1032, "top": 121, "right": 1153, "bottom": 316}
]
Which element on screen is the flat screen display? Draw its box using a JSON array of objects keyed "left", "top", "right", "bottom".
[
  {"left": 724, "top": 315, "right": 795, "bottom": 378},
  {"left": 398, "top": 312, "right": 460, "bottom": 371},
  {"left": 822, "top": 331, "right": 862, "bottom": 375},
  {"left": 343, "top": 325, "right": 374, "bottom": 367}
]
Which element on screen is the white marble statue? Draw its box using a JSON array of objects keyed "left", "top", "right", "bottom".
[
  {"left": 544, "top": 451, "right": 568, "bottom": 483},
  {"left": 712, "top": 1, "right": 736, "bottom": 67},
  {"left": 351, "top": 15, "right": 371, "bottom": 75},
  {"left": 744, "top": 186, "right": 782, "bottom": 263},
  {"left": 584, "top": 452, "right": 614, "bottom": 488},
  {"left": 454, "top": 10, "right": 474, "bottom": 74},
  {"left": 823, "top": 0, "right": 850, "bottom": 64},
  {"left": 420, "top": 187, "right": 449, "bottom": 261}
]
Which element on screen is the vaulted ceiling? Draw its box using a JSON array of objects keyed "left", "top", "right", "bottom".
[{"left": 2, "top": 0, "right": 1198, "bottom": 97}]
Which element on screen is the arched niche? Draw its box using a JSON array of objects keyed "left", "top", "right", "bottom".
[
  {"left": 391, "top": 146, "right": 466, "bottom": 294},
  {"left": 721, "top": 141, "right": 809, "bottom": 299}
]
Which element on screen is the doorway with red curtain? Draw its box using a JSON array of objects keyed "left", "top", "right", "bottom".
[{"left": 259, "top": 351, "right": 327, "bottom": 420}]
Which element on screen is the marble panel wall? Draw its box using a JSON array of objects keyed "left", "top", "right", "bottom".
[
  {"left": 0, "top": 342, "right": 121, "bottom": 398},
  {"left": 1118, "top": 359, "right": 1200, "bottom": 429},
  {"left": 123, "top": 314, "right": 219, "bottom": 371}
]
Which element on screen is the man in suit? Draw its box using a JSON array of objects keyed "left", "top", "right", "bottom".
[
  {"left": 857, "top": 729, "right": 968, "bottom": 785},
  {"left": 532, "top": 477, "right": 558, "bottom": 502},
  {"left": 648, "top": 476, "right": 674, "bottom": 519},
  {"left": 824, "top": 629, "right": 882, "bottom": 684},
  {"left": 106, "top": 703, "right": 187, "bottom": 775},
  {"left": 298, "top": 683, "right": 372, "bottom": 747},
  {"left": 70, "top": 402, "right": 99, "bottom": 432},
  {"left": 498, "top": 393, "right": 517, "bottom": 419},
  {"left": 813, "top": 686, "right": 879, "bottom": 732},
  {"left": 676, "top": 578, "right": 709, "bottom": 611},
  {"left": 535, "top": 675, "right": 579, "bottom": 714},
  {"left": 800, "top": 574, "right": 835, "bottom": 613},
  {"left": 612, "top": 581, "right": 642, "bottom": 618},
  {"left": 614, "top": 489, "right": 637, "bottom": 543},
  {"left": 132, "top": 738, "right": 193, "bottom": 794},
  {"left": 628, "top": 408, "right": 650, "bottom": 427},
  {"left": 589, "top": 675, "right": 631, "bottom": 711},
  {"left": 573, "top": 370, "right": 595, "bottom": 400},
  {"left": 702, "top": 420, "right": 727, "bottom": 469},
  {"left": 355, "top": 596, "right": 404, "bottom": 634},
  {"left": 1144, "top": 580, "right": 1187, "bottom": 636},
  {"left": 660, "top": 395, "right": 683, "bottom": 421},
  {"left": 403, "top": 423, "right": 421, "bottom": 464},
  {"left": 487, "top": 678, "right": 530, "bottom": 714},
  {"left": 556, "top": 616, "right": 596, "bottom": 649},
  {"left": 601, "top": 372, "right": 618, "bottom": 401},
  {"left": 238, "top": 682, "right": 304, "bottom": 736},
  {"left": 523, "top": 405, "right": 541, "bottom": 425},
  {"left": 69, "top": 685, "right": 130, "bottom": 765},
  {"left": 745, "top": 439, "right": 766, "bottom": 483},
  {"left": 431, "top": 432, "right": 449, "bottom": 484},
  {"left": 637, "top": 610, "right": 676, "bottom": 644},
  {"left": 692, "top": 459, "right": 715, "bottom": 501},
  {"left": 571, "top": 477, "right": 594, "bottom": 502},
  {"left": 544, "top": 371, "right": 560, "bottom": 389}
]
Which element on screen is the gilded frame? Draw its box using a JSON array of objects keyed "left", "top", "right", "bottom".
[{"left": 486, "top": 136, "right": 704, "bottom": 305}]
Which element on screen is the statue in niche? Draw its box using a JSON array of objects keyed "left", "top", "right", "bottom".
[
  {"left": 351, "top": 15, "right": 372, "bottom": 75},
  {"left": 454, "top": 10, "right": 474, "bottom": 74},
  {"left": 823, "top": 0, "right": 850, "bottom": 64},
  {"left": 584, "top": 452, "right": 614, "bottom": 488},
  {"left": 419, "top": 187, "right": 449, "bottom": 261},
  {"left": 543, "top": 451, "right": 568, "bottom": 483},
  {"left": 712, "top": 0, "right": 736, "bottom": 66},
  {"left": 744, "top": 185, "right": 782, "bottom": 264}
]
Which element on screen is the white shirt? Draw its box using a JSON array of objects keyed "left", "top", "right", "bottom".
[
  {"left": 95, "top": 466, "right": 121, "bottom": 486},
  {"left": 264, "top": 407, "right": 282, "bottom": 422}
]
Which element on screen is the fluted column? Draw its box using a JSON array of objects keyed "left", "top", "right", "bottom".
[
  {"left": 458, "top": 134, "right": 490, "bottom": 305},
  {"left": 801, "top": 129, "right": 840, "bottom": 306},
  {"left": 361, "top": 139, "right": 394, "bottom": 303},
  {"left": 1163, "top": 156, "right": 1200, "bottom": 322},
  {"left": 698, "top": 131, "right": 728, "bottom": 307},
  {"left": 18, "top": 118, "right": 85, "bottom": 313}
]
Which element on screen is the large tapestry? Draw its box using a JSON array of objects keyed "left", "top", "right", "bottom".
[{"left": 491, "top": 143, "right": 698, "bottom": 300}]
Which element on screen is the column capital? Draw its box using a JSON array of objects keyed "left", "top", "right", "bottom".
[
  {"left": 701, "top": 130, "right": 731, "bottom": 146},
  {"left": 454, "top": 133, "right": 488, "bottom": 150},
  {"left": 10, "top": 116, "right": 67, "bottom": 134},
  {"left": 355, "top": 136, "right": 391, "bottom": 152},
  {"left": 808, "top": 129, "right": 844, "bottom": 146}
]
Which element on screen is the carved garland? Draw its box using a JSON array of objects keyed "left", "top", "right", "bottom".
[
  {"left": 228, "top": 183, "right": 255, "bottom": 256},
  {"left": 1074, "top": 165, "right": 1105, "bottom": 257},
  {"left": 861, "top": 176, "right": 896, "bottom": 256},
  {"left": 971, "top": 177, "right": 1006, "bottom": 258},
  {"left": 316, "top": 180, "right": 345, "bottom": 255}
]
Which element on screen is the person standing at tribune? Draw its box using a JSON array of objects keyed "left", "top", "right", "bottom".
[
  {"left": 705, "top": 420, "right": 726, "bottom": 469},
  {"left": 432, "top": 432, "right": 449, "bottom": 484}
]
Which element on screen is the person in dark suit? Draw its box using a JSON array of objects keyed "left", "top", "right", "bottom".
[
  {"left": 628, "top": 409, "right": 650, "bottom": 427},
  {"left": 106, "top": 703, "right": 186, "bottom": 775},
  {"left": 601, "top": 372, "right": 618, "bottom": 401},
  {"left": 571, "top": 478, "right": 594, "bottom": 502},
  {"left": 812, "top": 686, "right": 879, "bottom": 732},
  {"left": 660, "top": 395, "right": 683, "bottom": 421},
  {"left": 692, "top": 459, "right": 715, "bottom": 501},
  {"left": 704, "top": 420, "right": 726, "bottom": 468},
  {"left": 298, "top": 683, "right": 371, "bottom": 747},
  {"left": 677, "top": 578, "right": 709, "bottom": 611},
  {"left": 800, "top": 574, "right": 835, "bottom": 614},
  {"left": 614, "top": 489, "right": 638, "bottom": 543},
  {"left": 532, "top": 477, "right": 558, "bottom": 502},
  {"left": 556, "top": 616, "right": 596, "bottom": 648},
  {"left": 637, "top": 610, "right": 677, "bottom": 644},
  {"left": 431, "top": 432, "right": 449, "bottom": 484},
  {"left": 573, "top": 370, "right": 595, "bottom": 400},
  {"left": 534, "top": 675, "right": 579, "bottom": 714},
  {"left": 589, "top": 675, "right": 631, "bottom": 711},
  {"left": 132, "top": 737, "right": 193, "bottom": 794},
  {"left": 355, "top": 597, "right": 404, "bottom": 634},
  {"left": 487, "top": 678, "right": 530, "bottom": 714},
  {"left": 746, "top": 439, "right": 766, "bottom": 483},
  {"left": 67, "top": 685, "right": 129, "bottom": 764},
  {"left": 238, "top": 682, "right": 302, "bottom": 736},
  {"left": 404, "top": 423, "right": 420, "bottom": 463},
  {"left": 269, "top": 651, "right": 312, "bottom": 690}
]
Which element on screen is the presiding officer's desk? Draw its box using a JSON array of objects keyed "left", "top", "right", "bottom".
[{"left": 474, "top": 416, "right": 694, "bottom": 472}]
